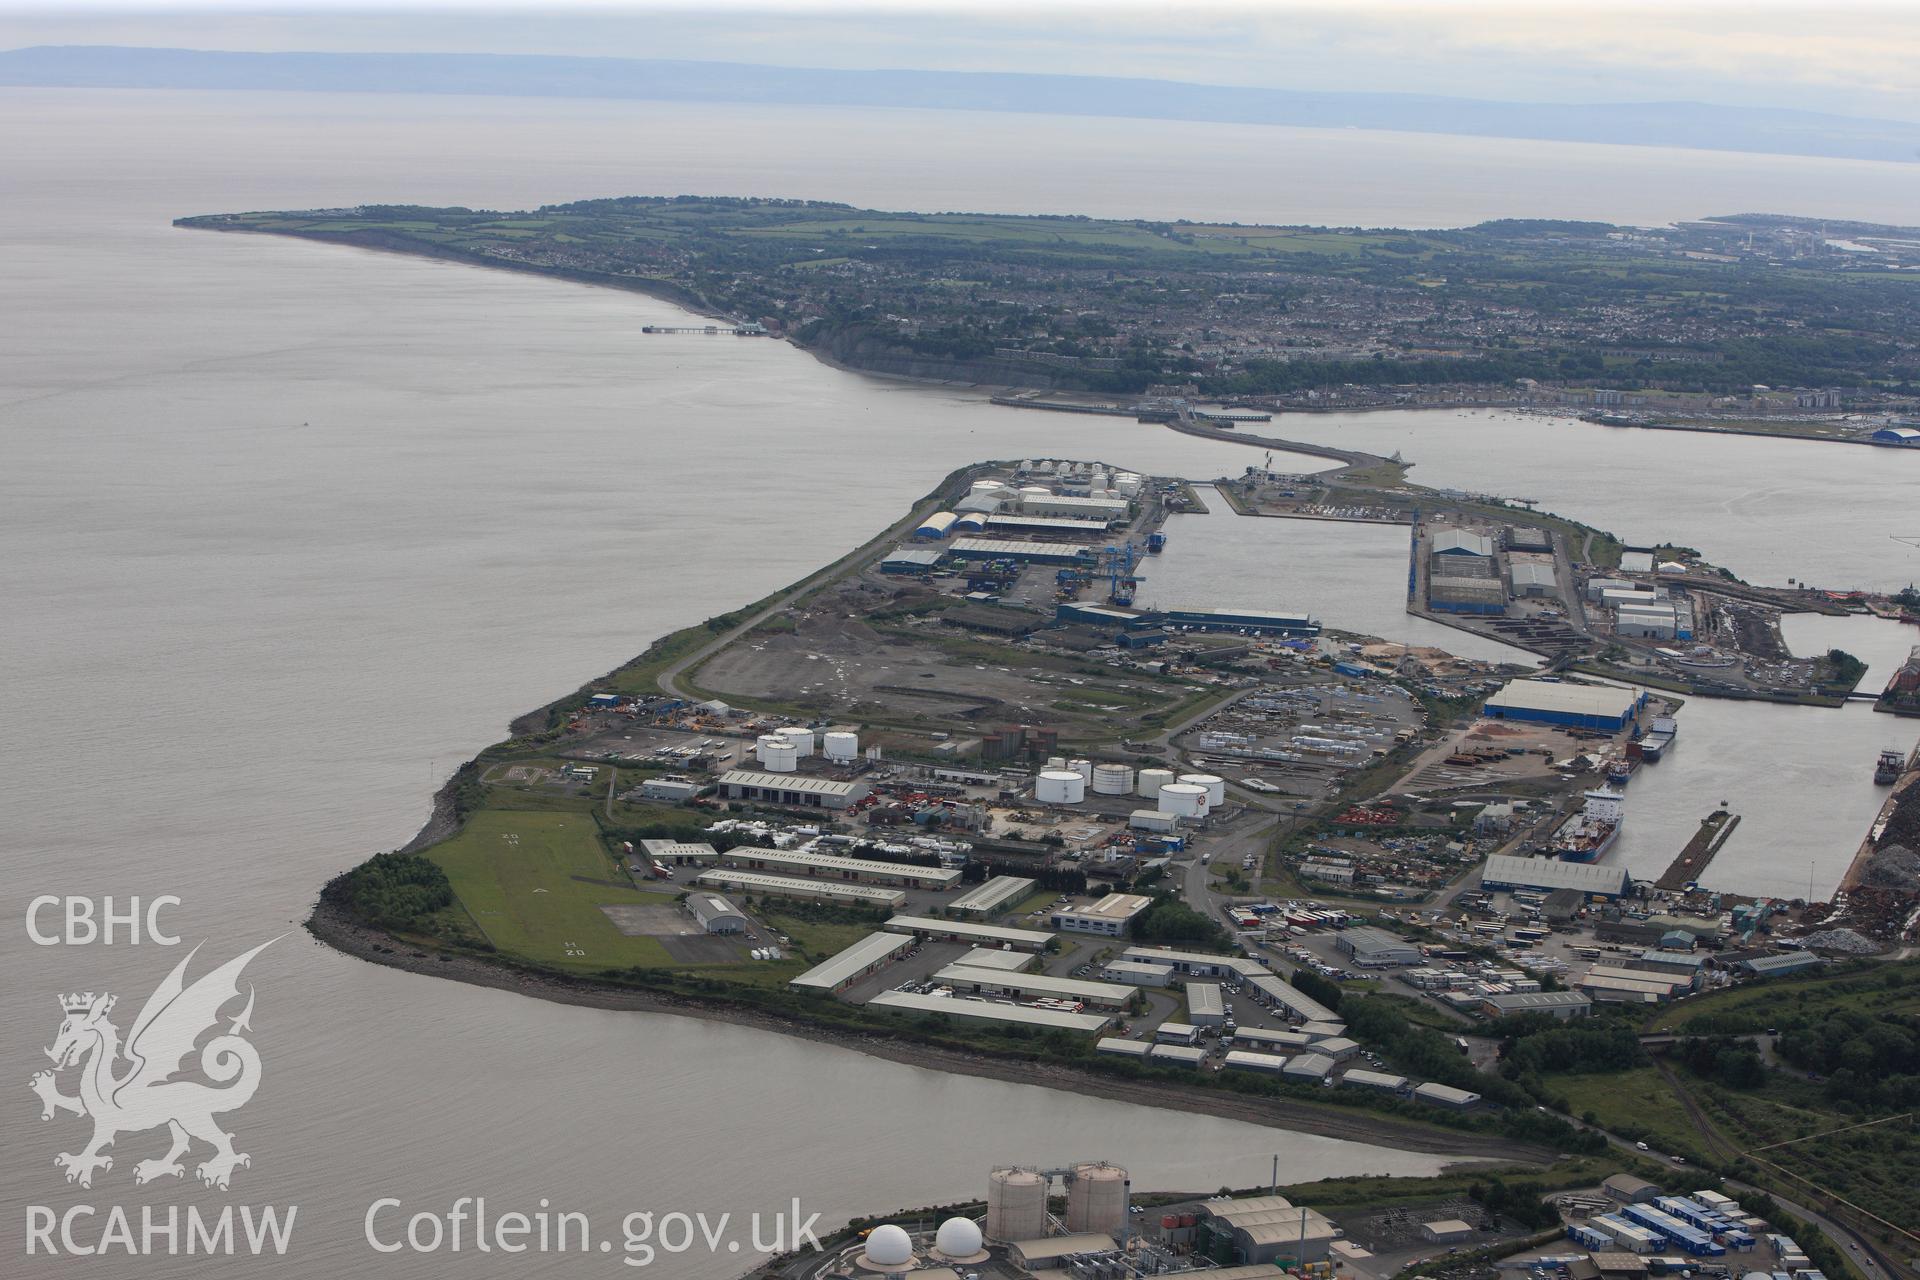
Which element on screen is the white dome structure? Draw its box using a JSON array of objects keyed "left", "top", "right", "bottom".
[
  {"left": 860, "top": 1224, "right": 915, "bottom": 1270},
  {"left": 932, "top": 1217, "right": 987, "bottom": 1263}
]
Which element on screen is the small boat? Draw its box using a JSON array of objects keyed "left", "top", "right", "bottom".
[
  {"left": 1604, "top": 757, "right": 1634, "bottom": 787},
  {"left": 1877, "top": 749, "right": 1906, "bottom": 785}
]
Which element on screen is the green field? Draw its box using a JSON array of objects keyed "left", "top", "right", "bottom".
[
  {"left": 429, "top": 809, "right": 680, "bottom": 971},
  {"left": 1553, "top": 1067, "right": 1710, "bottom": 1155}
]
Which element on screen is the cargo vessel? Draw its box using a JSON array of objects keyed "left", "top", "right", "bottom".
[
  {"left": 1604, "top": 757, "right": 1634, "bottom": 787},
  {"left": 1635, "top": 715, "right": 1678, "bottom": 762},
  {"left": 1551, "top": 789, "right": 1625, "bottom": 863}
]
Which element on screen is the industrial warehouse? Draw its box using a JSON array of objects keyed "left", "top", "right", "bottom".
[{"left": 1481, "top": 680, "right": 1648, "bottom": 732}]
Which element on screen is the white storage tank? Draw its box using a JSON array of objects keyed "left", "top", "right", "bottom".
[
  {"left": 1064, "top": 1162, "right": 1130, "bottom": 1235},
  {"left": 822, "top": 731, "right": 859, "bottom": 762},
  {"left": 985, "top": 1168, "right": 1048, "bottom": 1242},
  {"left": 1069, "top": 758, "right": 1094, "bottom": 783},
  {"left": 1045, "top": 756, "right": 1067, "bottom": 771},
  {"left": 971, "top": 479, "right": 1004, "bottom": 493},
  {"left": 1180, "top": 773, "right": 1226, "bottom": 807},
  {"left": 1158, "top": 783, "right": 1209, "bottom": 817},
  {"left": 1035, "top": 770, "right": 1086, "bottom": 804},
  {"left": 777, "top": 727, "right": 815, "bottom": 758},
  {"left": 1091, "top": 763, "right": 1135, "bottom": 795},
  {"left": 759, "top": 740, "right": 798, "bottom": 773},
  {"left": 1136, "top": 767, "right": 1175, "bottom": 799},
  {"left": 1115, "top": 472, "right": 1143, "bottom": 496},
  {"left": 754, "top": 734, "right": 784, "bottom": 766}
]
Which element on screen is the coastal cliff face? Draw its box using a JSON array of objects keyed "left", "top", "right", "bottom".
[{"left": 804, "top": 322, "right": 1081, "bottom": 389}]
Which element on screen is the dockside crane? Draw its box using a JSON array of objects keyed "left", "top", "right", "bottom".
[{"left": 1097, "top": 543, "right": 1146, "bottom": 607}]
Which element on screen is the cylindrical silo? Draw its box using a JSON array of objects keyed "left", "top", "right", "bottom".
[
  {"left": 754, "top": 734, "right": 783, "bottom": 766},
  {"left": 778, "top": 727, "right": 815, "bottom": 758},
  {"left": 1179, "top": 773, "right": 1226, "bottom": 807},
  {"left": 822, "top": 731, "right": 859, "bottom": 762},
  {"left": 1065, "top": 1162, "right": 1130, "bottom": 1236},
  {"left": 760, "top": 740, "right": 798, "bottom": 773},
  {"left": 1069, "top": 758, "right": 1093, "bottom": 783},
  {"left": 1045, "top": 756, "right": 1067, "bottom": 772},
  {"left": 1136, "top": 768, "right": 1175, "bottom": 800},
  {"left": 1115, "top": 473, "right": 1143, "bottom": 496},
  {"left": 985, "top": 1168, "right": 1048, "bottom": 1242},
  {"left": 1158, "top": 783, "right": 1208, "bottom": 817},
  {"left": 971, "top": 479, "right": 1003, "bottom": 493},
  {"left": 1091, "top": 763, "right": 1135, "bottom": 795},
  {"left": 1035, "top": 770, "right": 1086, "bottom": 804}
]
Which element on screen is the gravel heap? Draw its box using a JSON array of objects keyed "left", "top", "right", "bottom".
[{"left": 1801, "top": 928, "right": 1879, "bottom": 954}]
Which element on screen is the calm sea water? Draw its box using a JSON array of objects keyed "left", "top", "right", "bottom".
[{"left": 4, "top": 89, "right": 1918, "bottom": 1277}]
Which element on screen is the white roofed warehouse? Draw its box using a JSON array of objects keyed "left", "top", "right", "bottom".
[
  {"left": 716, "top": 770, "right": 871, "bottom": 810},
  {"left": 1481, "top": 853, "right": 1632, "bottom": 898},
  {"left": 865, "top": 989, "right": 1111, "bottom": 1035},
  {"left": 1334, "top": 926, "right": 1421, "bottom": 967},
  {"left": 724, "top": 846, "right": 961, "bottom": 890},
  {"left": 1051, "top": 892, "right": 1152, "bottom": 936},
  {"left": 947, "top": 875, "right": 1036, "bottom": 916},
  {"left": 1482, "top": 679, "right": 1647, "bottom": 732},
  {"left": 686, "top": 893, "right": 748, "bottom": 934},
  {"left": 694, "top": 870, "right": 906, "bottom": 910},
  {"left": 788, "top": 932, "right": 914, "bottom": 994}
]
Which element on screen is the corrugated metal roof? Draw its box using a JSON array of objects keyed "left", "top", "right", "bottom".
[
  {"left": 947, "top": 875, "right": 1036, "bottom": 913},
  {"left": 718, "top": 770, "right": 863, "bottom": 796},
  {"left": 695, "top": 870, "right": 905, "bottom": 904},
  {"left": 866, "top": 989, "right": 1110, "bottom": 1032},
  {"left": 1486, "top": 679, "right": 1641, "bottom": 719},
  {"left": 789, "top": 931, "right": 914, "bottom": 989},
  {"left": 1483, "top": 852, "right": 1632, "bottom": 896},
  {"left": 933, "top": 964, "right": 1133, "bottom": 1003},
  {"left": 886, "top": 915, "right": 1053, "bottom": 947},
  {"left": 1432, "top": 528, "right": 1495, "bottom": 556}
]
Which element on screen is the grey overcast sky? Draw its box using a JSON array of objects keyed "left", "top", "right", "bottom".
[{"left": 4, "top": 1, "right": 1918, "bottom": 124}]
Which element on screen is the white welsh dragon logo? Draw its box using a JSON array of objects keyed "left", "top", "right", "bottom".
[{"left": 29, "top": 939, "right": 277, "bottom": 1190}]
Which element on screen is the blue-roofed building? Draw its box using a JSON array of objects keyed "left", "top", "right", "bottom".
[{"left": 1870, "top": 425, "right": 1920, "bottom": 446}]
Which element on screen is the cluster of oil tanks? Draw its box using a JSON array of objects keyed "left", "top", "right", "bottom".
[
  {"left": 1032, "top": 759, "right": 1224, "bottom": 818},
  {"left": 752, "top": 726, "right": 860, "bottom": 772},
  {"left": 984, "top": 1163, "right": 1130, "bottom": 1242},
  {"left": 1013, "top": 461, "right": 1146, "bottom": 499}
]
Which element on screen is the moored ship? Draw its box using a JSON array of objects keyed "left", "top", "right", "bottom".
[
  {"left": 1551, "top": 788, "right": 1625, "bottom": 863},
  {"left": 1635, "top": 715, "right": 1677, "bottom": 762},
  {"left": 1877, "top": 748, "right": 1907, "bottom": 785}
]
